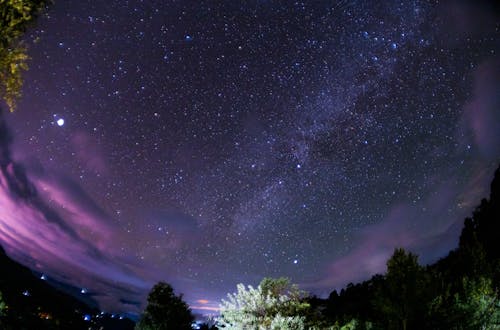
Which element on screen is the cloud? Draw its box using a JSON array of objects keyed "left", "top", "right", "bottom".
[
  {"left": 0, "top": 109, "right": 148, "bottom": 312},
  {"left": 460, "top": 59, "right": 500, "bottom": 158},
  {"left": 191, "top": 304, "right": 220, "bottom": 312},
  {"left": 190, "top": 298, "right": 220, "bottom": 313}
]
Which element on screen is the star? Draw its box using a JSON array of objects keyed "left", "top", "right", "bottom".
[{"left": 1, "top": 0, "right": 497, "bottom": 317}]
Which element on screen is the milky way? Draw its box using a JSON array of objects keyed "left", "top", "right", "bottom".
[{"left": 1, "top": 0, "right": 499, "bottom": 315}]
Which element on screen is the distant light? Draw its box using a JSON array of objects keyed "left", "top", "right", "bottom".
[
  {"left": 22, "top": 290, "right": 30, "bottom": 296},
  {"left": 296, "top": 164, "right": 301, "bottom": 169},
  {"left": 83, "top": 314, "right": 91, "bottom": 321},
  {"left": 185, "top": 34, "right": 193, "bottom": 41},
  {"left": 293, "top": 259, "right": 298, "bottom": 264},
  {"left": 40, "top": 274, "right": 47, "bottom": 280},
  {"left": 81, "top": 288, "right": 87, "bottom": 294},
  {"left": 56, "top": 118, "right": 65, "bottom": 126}
]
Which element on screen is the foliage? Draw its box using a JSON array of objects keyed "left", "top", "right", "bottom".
[
  {"left": 372, "top": 248, "right": 429, "bottom": 330},
  {"left": 336, "top": 319, "right": 374, "bottom": 330},
  {"left": 260, "top": 277, "right": 295, "bottom": 298},
  {"left": 269, "top": 313, "right": 306, "bottom": 329},
  {"left": 454, "top": 277, "right": 500, "bottom": 329},
  {"left": 135, "top": 282, "right": 193, "bottom": 330},
  {"left": 199, "top": 323, "right": 218, "bottom": 330},
  {"left": 219, "top": 277, "right": 310, "bottom": 329},
  {"left": 0, "top": 290, "right": 6, "bottom": 316},
  {"left": 0, "top": 0, "right": 48, "bottom": 111},
  {"left": 0, "top": 291, "right": 4, "bottom": 329}
]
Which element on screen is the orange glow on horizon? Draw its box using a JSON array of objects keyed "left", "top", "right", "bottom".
[{"left": 191, "top": 305, "right": 220, "bottom": 312}]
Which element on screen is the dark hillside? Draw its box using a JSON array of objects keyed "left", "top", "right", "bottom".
[{"left": 0, "top": 246, "right": 135, "bottom": 329}]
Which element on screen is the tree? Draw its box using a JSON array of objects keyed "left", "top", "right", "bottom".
[
  {"left": 219, "top": 277, "right": 310, "bottom": 329},
  {"left": 373, "top": 248, "right": 428, "bottom": 330},
  {"left": 0, "top": 291, "right": 6, "bottom": 329},
  {"left": 0, "top": 0, "right": 48, "bottom": 111},
  {"left": 0, "top": 291, "right": 7, "bottom": 318},
  {"left": 0, "top": 291, "right": 5, "bottom": 316},
  {"left": 136, "top": 282, "right": 194, "bottom": 330},
  {"left": 453, "top": 277, "right": 500, "bottom": 329}
]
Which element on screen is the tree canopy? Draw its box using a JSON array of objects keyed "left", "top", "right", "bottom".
[
  {"left": 0, "top": 290, "right": 5, "bottom": 316},
  {"left": 0, "top": 0, "right": 48, "bottom": 111},
  {"left": 135, "top": 282, "right": 194, "bottom": 330},
  {"left": 219, "top": 277, "right": 310, "bottom": 330}
]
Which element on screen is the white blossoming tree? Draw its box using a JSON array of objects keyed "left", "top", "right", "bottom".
[{"left": 219, "top": 277, "right": 310, "bottom": 330}]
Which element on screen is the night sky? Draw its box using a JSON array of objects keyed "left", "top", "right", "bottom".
[{"left": 0, "top": 0, "right": 499, "bottom": 316}]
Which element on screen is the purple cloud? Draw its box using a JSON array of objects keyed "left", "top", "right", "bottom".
[
  {"left": 0, "top": 109, "right": 150, "bottom": 312},
  {"left": 460, "top": 59, "right": 500, "bottom": 158}
]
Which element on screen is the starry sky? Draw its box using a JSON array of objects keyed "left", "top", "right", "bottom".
[{"left": 0, "top": 0, "right": 499, "bottom": 316}]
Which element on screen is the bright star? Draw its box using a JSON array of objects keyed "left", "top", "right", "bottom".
[{"left": 57, "top": 118, "right": 65, "bottom": 126}]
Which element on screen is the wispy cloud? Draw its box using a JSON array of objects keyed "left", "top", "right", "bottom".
[{"left": 0, "top": 109, "right": 148, "bottom": 312}]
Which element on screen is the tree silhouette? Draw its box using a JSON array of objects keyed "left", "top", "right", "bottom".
[
  {"left": 373, "top": 248, "right": 428, "bottom": 330},
  {"left": 136, "top": 282, "right": 193, "bottom": 330},
  {"left": 0, "top": 291, "right": 6, "bottom": 325}
]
